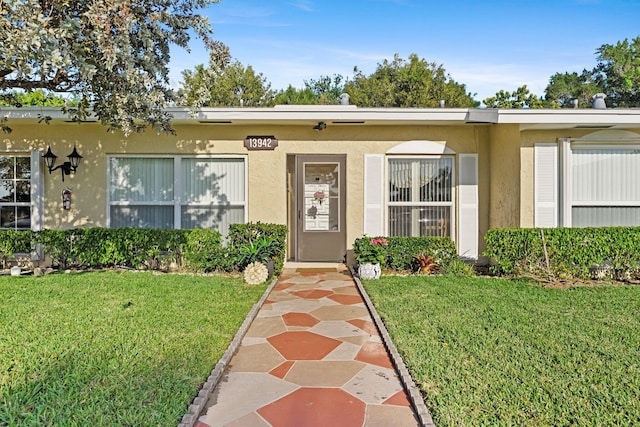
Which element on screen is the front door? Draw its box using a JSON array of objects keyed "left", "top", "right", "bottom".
[{"left": 296, "top": 155, "right": 346, "bottom": 261}]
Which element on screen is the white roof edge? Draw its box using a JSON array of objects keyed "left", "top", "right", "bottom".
[{"left": 4, "top": 106, "right": 640, "bottom": 125}]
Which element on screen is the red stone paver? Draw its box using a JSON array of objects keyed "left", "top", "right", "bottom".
[
  {"left": 282, "top": 312, "right": 320, "bottom": 327},
  {"left": 257, "top": 388, "right": 366, "bottom": 427}
]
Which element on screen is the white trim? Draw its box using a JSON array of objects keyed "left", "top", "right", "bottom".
[
  {"left": 559, "top": 138, "right": 571, "bottom": 227},
  {"left": 386, "top": 140, "right": 456, "bottom": 155},
  {"left": 457, "top": 154, "right": 478, "bottom": 260},
  {"left": 534, "top": 143, "right": 559, "bottom": 228},
  {"left": 363, "top": 154, "right": 384, "bottom": 236},
  {"left": 30, "top": 151, "right": 44, "bottom": 231}
]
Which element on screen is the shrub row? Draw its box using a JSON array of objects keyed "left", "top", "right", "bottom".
[
  {"left": 353, "top": 235, "right": 458, "bottom": 273},
  {"left": 0, "top": 223, "right": 288, "bottom": 274},
  {"left": 484, "top": 227, "right": 640, "bottom": 280}
]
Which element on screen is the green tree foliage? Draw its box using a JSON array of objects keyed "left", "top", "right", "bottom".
[
  {"left": 343, "top": 54, "right": 478, "bottom": 108},
  {"left": 274, "top": 75, "right": 347, "bottom": 105},
  {"left": 1, "top": 0, "right": 221, "bottom": 135},
  {"left": 544, "top": 71, "right": 603, "bottom": 108},
  {"left": 542, "top": 36, "right": 640, "bottom": 108},
  {"left": 180, "top": 57, "right": 275, "bottom": 107},
  {"left": 595, "top": 36, "right": 640, "bottom": 107},
  {"left": 483, "top": 85, "right": 557, "bottom": 109},
  {"left": 0, "top": 90, "right": 68, "bottom": 107},
  {"left": 273, "top": 85, "right": 319, "bottom": 105},
  {"left": 304, "top": 74, "right": 347, "bottom": 104}
]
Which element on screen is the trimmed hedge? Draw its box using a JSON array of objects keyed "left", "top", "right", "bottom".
[
  {"left": 0, "top": 223, "right": 288, "bottom": 274},
  {"left": 35, "top": 228, "right": 189, "bottom": 269},
  {"left": 0, "top": 230, "right": 33, "bottom": 268},
  {"left": 353, "top": 236, "right": 458, "bottom": 272},
  {"left": 484, "top": 227, "right": 640, "bottom": 280}
]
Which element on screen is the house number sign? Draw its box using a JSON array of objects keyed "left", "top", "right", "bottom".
[{"left": 244, "top": 135, "right": 278, "bottom": 151}]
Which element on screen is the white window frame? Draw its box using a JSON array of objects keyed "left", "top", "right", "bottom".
[
  {"left": 385, "top": 155, "right": 455, "bottom": 238},
  {"left": 0, "top": 151, "right": 42, "bottom": 231},
  {"left": 107, "top": 154, "right": 248, "bottom": 229}
]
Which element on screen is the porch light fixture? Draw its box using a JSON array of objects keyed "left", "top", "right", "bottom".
[
  {"left": 313, "top": 121, "right": 326, "bottom": 131},
  {"left": 43, "top": 145, "right": 83, "bottom": 182}
]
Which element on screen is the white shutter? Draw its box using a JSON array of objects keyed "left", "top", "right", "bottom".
[
  {"left": 458, "top": 154, "right": 478, "bottom": 260},
  {"left": 534, "top": 143, "right": 558, "bottom": 227},
  {"left": 363, "top": 154, "right": 384, "bottom": 236},
  {"left": 30, "top": 151, "right": 44, "bottom": 231}
]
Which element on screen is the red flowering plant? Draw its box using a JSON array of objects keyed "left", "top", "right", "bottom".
[{"left": 353, "top": 236, "right": 388, "bottom": 266}]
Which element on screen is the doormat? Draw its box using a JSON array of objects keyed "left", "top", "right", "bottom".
[{"left": 296, "top": 268, "right": 337, "bottom": 273}]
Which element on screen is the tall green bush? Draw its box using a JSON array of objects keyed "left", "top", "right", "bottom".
[{"left": 228, "top": 222, "right": 288, "bottom": 274}]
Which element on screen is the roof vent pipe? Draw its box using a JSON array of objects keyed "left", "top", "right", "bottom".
[
  {"left": 339, "top": 93, "right": 350, "bottom": 105},
  {"left": 439, "top": 100, "right": 445, "bottom": 108},
  {"left": 592, "top": 93, "right": 607, "bottom": 109},
  {"left": 573, "top": 99, "right": 579, "bottom": 109}
]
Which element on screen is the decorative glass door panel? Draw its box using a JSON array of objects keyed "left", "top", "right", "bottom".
[{"left": 303, "top": 163, "right": 340, "bottom": 232}]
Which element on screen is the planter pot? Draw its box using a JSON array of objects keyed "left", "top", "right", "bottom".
[
  {"left": 358, "top": 263, "right": 381, "bottom": 280},
  {"left": 266, "top": 260, "right": 275, "bottom": 278}
]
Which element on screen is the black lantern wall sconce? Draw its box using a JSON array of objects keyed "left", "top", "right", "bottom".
[{"left": 42, "top": 146, "right": 83, "bottom": 182}]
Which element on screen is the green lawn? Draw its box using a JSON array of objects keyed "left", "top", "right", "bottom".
[
  {"left": 363, "top": 275, "right": 640, "bottom": 426},
  {"left": 0, "top": 271, "right": 266, "bottom": 426}
]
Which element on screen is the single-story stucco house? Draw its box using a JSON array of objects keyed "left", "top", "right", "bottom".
[{"left": 2, "top": 104, "right": 640, "bottom": 263}]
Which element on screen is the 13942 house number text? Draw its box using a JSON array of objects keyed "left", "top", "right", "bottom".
[{"left": 244, "top": 136, "right": 279, "bottom": 151}]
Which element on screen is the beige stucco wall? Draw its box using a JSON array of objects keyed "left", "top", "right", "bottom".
[{"left": 3, "top": 121, "right": 490, "bottom": 258}]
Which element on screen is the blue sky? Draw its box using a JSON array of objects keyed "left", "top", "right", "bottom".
[{"left": 170, "top": 0, "right": 640, "bottom": 103}]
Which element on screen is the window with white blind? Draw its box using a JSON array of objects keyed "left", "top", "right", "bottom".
[
  {"left": 108, "top": 156, "right": 246, "bottom": 236},
  {"left": 571, "top": 146, "right": 640, "bottom": 227},
  {"left": 0, "top": 155, "right": 32, "bottom": 230},
  {"left": 387, "top": 157, "right": 453, "bottom": 237}
]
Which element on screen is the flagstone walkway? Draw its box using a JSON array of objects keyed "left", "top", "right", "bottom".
[{"left": 195, "top": 264, "right": 428, "bottom": 427}]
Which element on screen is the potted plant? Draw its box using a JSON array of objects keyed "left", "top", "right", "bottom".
[{"left": 354, "top": 236, "right": 388, "bottom": 280}]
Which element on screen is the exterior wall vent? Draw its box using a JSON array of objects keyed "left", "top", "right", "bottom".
[{"left": 592, "top": 93, "right": 607, "bottom": 109}]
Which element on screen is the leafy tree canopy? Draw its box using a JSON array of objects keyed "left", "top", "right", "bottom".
[
  {"left": 1, "top": 0, "right": 221, "bottom": 135},
  {"left": 544, "top": 71, "right": 603, "bottom": 108},
  {"left": 594, "top": 36, "right": 640, "bottom": 107},
  {"left": 483, "top": 85, "right": 557, "bottom": 109},
  {"left": 343, "top": 54, "right": 478, "bottom": 108},
  {"left": 544, "top": 36, "right": 640, "bottom": 108},
  {"left": 273, "top": 74, "right": 347, "bottom": 105},
  {"left": 0, "top": 89, "right": 69, "bottom": 107},
  {"left": 180, "top": 50, "right": 275, "bottom": 107},
  {"left": 273, "top": 85, "right": 319, "bottom": 105}
]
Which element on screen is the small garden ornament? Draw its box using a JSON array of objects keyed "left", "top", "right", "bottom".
[{"left": 244, "top": 261, "right": 269, "bottom": 285}]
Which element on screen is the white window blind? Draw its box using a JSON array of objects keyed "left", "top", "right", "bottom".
[{"left": 571, "top": 147, "right": 640, "bottom": 226}]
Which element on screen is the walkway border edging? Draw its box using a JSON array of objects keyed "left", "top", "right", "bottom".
[
  {"left": 178, "top": 275, "right": 280, "bottom": 427},
  {"left": 350, "top": 267, "right": 436, "bottom": 427}
]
